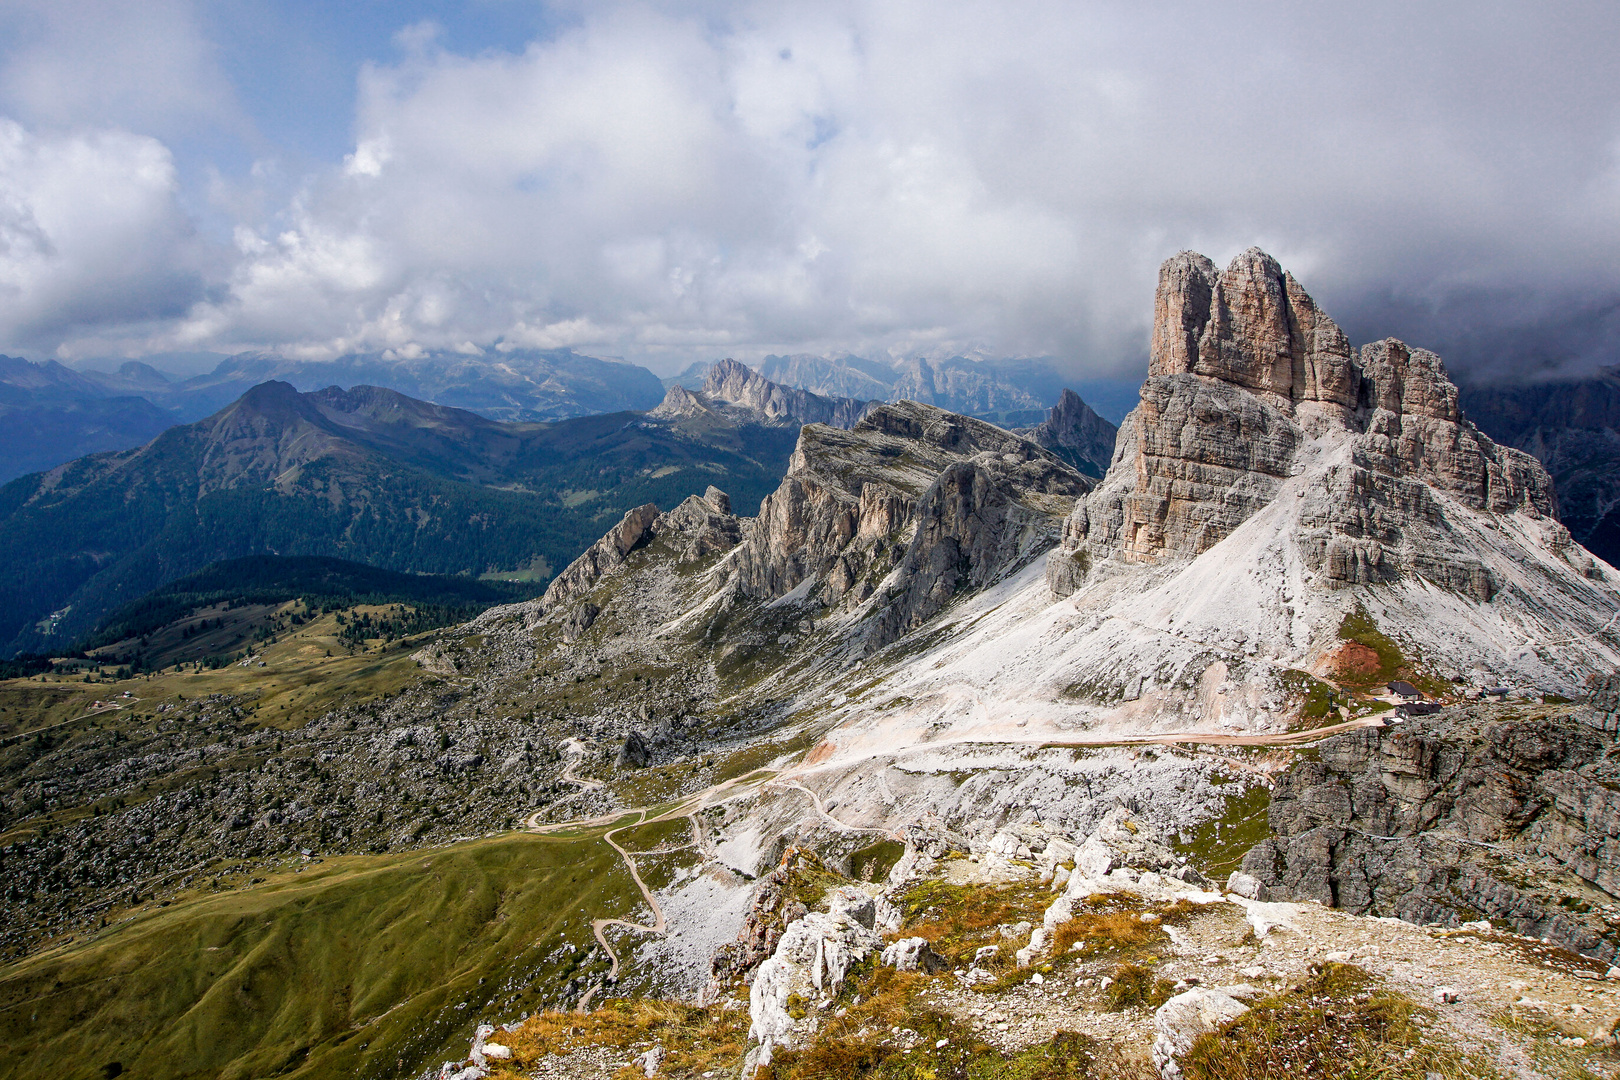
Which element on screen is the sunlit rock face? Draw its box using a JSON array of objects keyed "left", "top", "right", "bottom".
[{"left": 1052, "top": 248, "right": 1554, "bottom": 599}]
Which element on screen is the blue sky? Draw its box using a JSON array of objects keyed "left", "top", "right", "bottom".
[
  {"left": 1, "top": 1, "right": 1618, "bottom": 380},
  {"left": 194, "top": 3, "right": 563, "bottom": 169}
]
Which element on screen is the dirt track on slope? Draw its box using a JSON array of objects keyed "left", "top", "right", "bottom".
[{"left": 519, "top": 715, "right": 1384, "bottom": 1010}]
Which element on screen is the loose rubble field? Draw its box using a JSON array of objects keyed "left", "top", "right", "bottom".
[{"left": 464, "top": 823, "right": 1620, "bottom": 1080}]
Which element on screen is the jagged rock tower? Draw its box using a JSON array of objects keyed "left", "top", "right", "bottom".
[{"left": 1051, "top": 248, "right": 1565, "bottom": 604}]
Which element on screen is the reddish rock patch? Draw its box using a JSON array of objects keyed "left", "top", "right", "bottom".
[{"left": 1318, "top": 641, "right": 1382, "bottom": 682}]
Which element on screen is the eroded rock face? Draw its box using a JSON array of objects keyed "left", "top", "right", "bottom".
[
  {"left": 541, "top": 503, "right": 661, "bottom": 610},
  {"left": 539, "top": 488, "right": 741, "bottom": 619},
  {"left": 697, "top": 358, "right": 874, "bottom": 429},
  {"left": 1050, "top": 248, "right": 1555, "bottom": 599},
  {"left": 1239, "top": 709, "right": 1620, "bottom": 961},
  {"left": 1017, "top": 388, "right": 1119, "bottom": 479},
  {"left": 726, "top": 401, "right": 1091, "bottom": 645},
  {"left": 656, "top": 491, "right": 744, "bottom": 563},
  {"left": 742, "top": 881, "right": 882, "bottom": 1071}
]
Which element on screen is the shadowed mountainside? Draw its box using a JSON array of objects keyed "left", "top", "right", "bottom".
[{"left": 1460, "top": 369, "right": 1620, "bottom": 567}]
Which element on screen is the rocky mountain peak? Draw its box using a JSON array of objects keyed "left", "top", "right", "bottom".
[
  {"left": 1056, "top": 248, "right": 1555, "bottom": 588},
  {"left": 722, "top": 400, "right": 1092, "bottom": 646},
  {"left": 647, "top": 382, "right": 714, "bottom": 420},
  {"left": 651, "top": 358, "right": 873, "bottom": 430},
  {"left": 1150, "top": 247, "right": 1358, "bottom": 420},
  {"left": 1017, "top": 388, "right": 1118, "bottom": 478},
  {"left": 700, "top": 358, "right": 874, "bottom": 429},
  {"left": 703, "top": 357, "right": 769, "bottom": 403}
]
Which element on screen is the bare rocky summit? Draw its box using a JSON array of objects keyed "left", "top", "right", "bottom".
[
  {"left": 651, "top": 358, "right": 874, "bottom": 429},
  {"left": 721, "top": 400, "right": 1092, "bottom": 647},
  {"left": 1017, "top": 387, "right": 1119, "bottom": 478},
  {"left": 1055, "top": 248, "right": 1554, "bottom": 597}
]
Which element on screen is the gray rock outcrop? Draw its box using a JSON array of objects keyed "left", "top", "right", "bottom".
[
  {"left": 541, "top": 503, "right": 661, "bottom": 611},
  {"left": 1152, "top": 987, "right": 1251, "bottom": 1079},
  {"left": 880, "top": 936, "right": 948, "bottom": 973},
  {"left": 538, "top": 487, "right": 741, "bottom": 620},
  {"left": 1018, "top": 388, "right": 1118, "bottom": 478},
  {"left": 1239, "top": 708, "right": 1620, "bottom": 960},
  {"left": 616, "top": 730, "right": 650, "bottom": 769},
  {"left": 1050, "top": 248, "right": 1556, "bottom": 600},
  {"left": 724, "top": 400, "right": 1091, "bottom": 648}
]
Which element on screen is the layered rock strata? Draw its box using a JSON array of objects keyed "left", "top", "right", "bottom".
[
  {"left": 650, "top": 358, "right": 874, "bottom": 429},
  {"left": 538, "top": 488, "right": 741, "bottom": 614},
  {"left": 1239, "top": 707, "right": 1620, "bottom": 961},
  {"left": 1051, "top": 248, "right": 1555, "bottom": 601},
  {"left": 721, "top": 400, "right": 1091, "bottom": 648}
]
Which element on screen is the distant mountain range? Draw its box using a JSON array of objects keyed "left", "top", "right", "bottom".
[
  {"left": 0, "top": 373, "right": 805, "bottom": 657},
  {"left": 7, "top": 347, "right": 1128, "bottom": 485},
  {"left": 0, "top": 356, "right": 178, "bottom": 481},
  {"left": 664, "top": 353, "right": 1084, "bottom": 428},
  {"left": 0, "top": 348, "right": 666, "bottom": 483},
  {"left": 655, "top": 358, "right": 1118, "bottom": 476},
  {"left": 0, "top": 358, "right": 1120, "bottom": 658}
]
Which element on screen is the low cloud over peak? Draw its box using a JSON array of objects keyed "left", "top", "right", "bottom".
[{"left": 3, "top": 1, "right": 1620, "bottom": 380}]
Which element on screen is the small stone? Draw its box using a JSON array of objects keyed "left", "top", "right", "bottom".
[
  {"left": 1226, "top": 872, "right": 1262, "bottom": 900},
  {"left": 632, "top": 1045, "right": 665, "bottom": 1077}
]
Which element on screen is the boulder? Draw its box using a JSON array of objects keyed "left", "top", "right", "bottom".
[
  {"left": 1225, "top": 872, "right": 1261, "bottom": 900},
  {"left": 616, "top": 731, "right": 650, "bottom": 769},
  {"left": 1151, "top": 987, "right": 1251, "bottom": 1079},
  {"left": 744, "top": 905, "right": 881, "bottom": 1069},
  {"left": 633, "top": 1045, "right": 665, "bottom": 1076},
  {"left": 881, "top": 936, "right": 948, "bottom": 974}
]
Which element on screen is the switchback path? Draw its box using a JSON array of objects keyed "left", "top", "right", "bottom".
[
  {"left": 517, "top": 714, "right": 1384, "bottom": 1010},
  {"left": 522, "top": 767, "right": 778, "bottom": 1011}
]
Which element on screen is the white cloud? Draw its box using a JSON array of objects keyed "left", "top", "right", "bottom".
[
  {"left": 0, "top": 0, "right": 241, "bottom": 137},
  {"left": 0, "top": 119, "right": 205, "bottom": 350},
  {"left": 10, "top": 1, "right": 1620, "bottom": 377}
]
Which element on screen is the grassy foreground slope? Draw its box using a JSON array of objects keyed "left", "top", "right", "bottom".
[{"left": 0, "top": 831, "right": 639, "bottom": 1080}]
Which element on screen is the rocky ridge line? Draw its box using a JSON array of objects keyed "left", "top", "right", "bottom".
[
  {"left": 719, "top": 400, "right": 1093, "bottom": 649},
  {"left": 651, "top": 358, "right": 875, "bottom": 430},
  {"left": 1016, "top": 387, "right": 1119, "bottom": 479}
]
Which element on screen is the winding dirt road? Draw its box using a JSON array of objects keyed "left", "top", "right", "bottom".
[
  {"left": 520, "top": 713, "right": 1388, "bottom": 1011},
  {"left": 525, "top": 764, "right": 779, "bottom": 1011}
]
